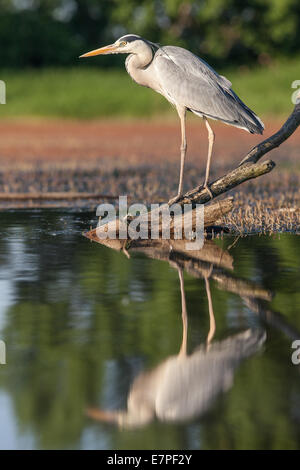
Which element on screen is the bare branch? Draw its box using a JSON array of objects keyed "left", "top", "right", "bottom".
[
  {"left": 172, "top": 160, "right": 275, "bottom": 206},
  {"left": 239, "top": 101, "right": 300, "bottom": 165}
]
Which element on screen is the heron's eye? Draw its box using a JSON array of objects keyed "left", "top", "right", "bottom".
[{"left": 120, "top": 41, "right": 127, "bottom": 47}]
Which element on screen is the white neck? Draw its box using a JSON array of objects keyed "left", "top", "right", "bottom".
[{"left": 126, "top": 42, "right": 153, "bottom": 71}]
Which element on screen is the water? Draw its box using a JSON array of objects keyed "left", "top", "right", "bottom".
[{"left": 0, "top": 210, "right": 299, "bottom": 450}]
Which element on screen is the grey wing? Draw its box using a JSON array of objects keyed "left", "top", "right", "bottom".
[
  {"left": 158, "top": 46, "right": 233, "bottom": 90},
  {"left": 154, "top": 46, "right": 264, "bottom": 134}
]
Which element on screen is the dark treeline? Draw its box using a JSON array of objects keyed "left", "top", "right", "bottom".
[{"left": 0, "top": 0, "right": 300, "bottom": 68}]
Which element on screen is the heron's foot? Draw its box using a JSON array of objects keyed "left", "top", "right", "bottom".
[
  {"left": 168, "top": 193, "right": 183, "bottom": 205},
  {"left": 122, "top": 213, "right": 134, "bottom": 224},
  {"left": 203, "top": 183, "right": 213, "bottom": 200}
]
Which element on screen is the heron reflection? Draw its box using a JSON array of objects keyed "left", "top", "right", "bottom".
[{"left": 87, "top": 256, "right": 266, "bottom": 428}]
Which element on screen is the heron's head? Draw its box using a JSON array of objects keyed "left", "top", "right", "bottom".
[{"left": 79, "top": 34, "right": 157, "bottom": 58}]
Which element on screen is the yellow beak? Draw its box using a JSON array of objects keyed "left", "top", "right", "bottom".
[
  {"left": 79, "top": 44, "right": 117, "bottom": 58},
  {"left": 86, "top": 407, "right": 119, "bottom": 423}
]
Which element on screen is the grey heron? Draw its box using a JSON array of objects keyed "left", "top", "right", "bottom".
[{"left": 80, "top": 34, "right": 264, "bottom": 200}]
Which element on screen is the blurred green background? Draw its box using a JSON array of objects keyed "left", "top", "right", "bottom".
[{"left": 0, "top": 0, "right": 299, "bottom": 118}]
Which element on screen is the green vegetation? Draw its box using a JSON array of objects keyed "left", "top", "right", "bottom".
[
  {"left": 0, "top": 0, "right": 300, "bottom": 68},
  {"left": 0, "top": 1, "right": 299, "bottom": 119},
  {"left": 1, "top": 57, "right": 299, "bottom": 119}
]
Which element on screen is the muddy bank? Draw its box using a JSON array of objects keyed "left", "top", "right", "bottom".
[{"left": 0, "top": 118, "right": 299, "bottom": 233}]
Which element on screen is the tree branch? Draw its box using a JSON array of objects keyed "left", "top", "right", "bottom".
[
  {"left": 174, "top": 159, "right": 275, "bottom": 206},
  {"left": 239, "top": 101, "right": 300, "bottom": 165}
]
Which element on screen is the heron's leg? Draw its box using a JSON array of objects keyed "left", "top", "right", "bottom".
[
  {"left": 203, "top": 116, "right": 215, "bottom": 199},
  {"left": 205, "top": 265, "right": 216, "bottom": 348},
  {"left": 177, "top": 107, "right": 187, "bottom": 198},
  {"left": 177, "top": 266, "right": 188, "bottom": 358}
]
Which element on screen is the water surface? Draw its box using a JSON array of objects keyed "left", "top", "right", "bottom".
[{"left": 0, "top": 210, "right": 299, "bottom": 450}]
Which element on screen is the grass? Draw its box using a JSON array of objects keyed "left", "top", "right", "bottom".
[
  {"left": 0, "top": 57, "right": 299, "bottom": 119},
  {"left": 0, "top": 157, "right": 299, "bottom": 233}
]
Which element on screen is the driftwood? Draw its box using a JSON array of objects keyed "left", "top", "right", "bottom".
[
  {"left": 86, "top": 196, "right": 233, "bottom": 245},
  {"left": 86, "top": 99, "right": 300, "bottom": 241}
]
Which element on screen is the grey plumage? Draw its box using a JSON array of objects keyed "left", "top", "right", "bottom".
[
  {"left": 80, "top": 34, "right": 264, "bottom": 198},
  {"left": 154, "top": 46, "right": 264, "bottom": 134}
]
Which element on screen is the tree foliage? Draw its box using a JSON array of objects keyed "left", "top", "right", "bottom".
[{"left": 0, "top": 0, "right": 299, "bottom": 67}]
